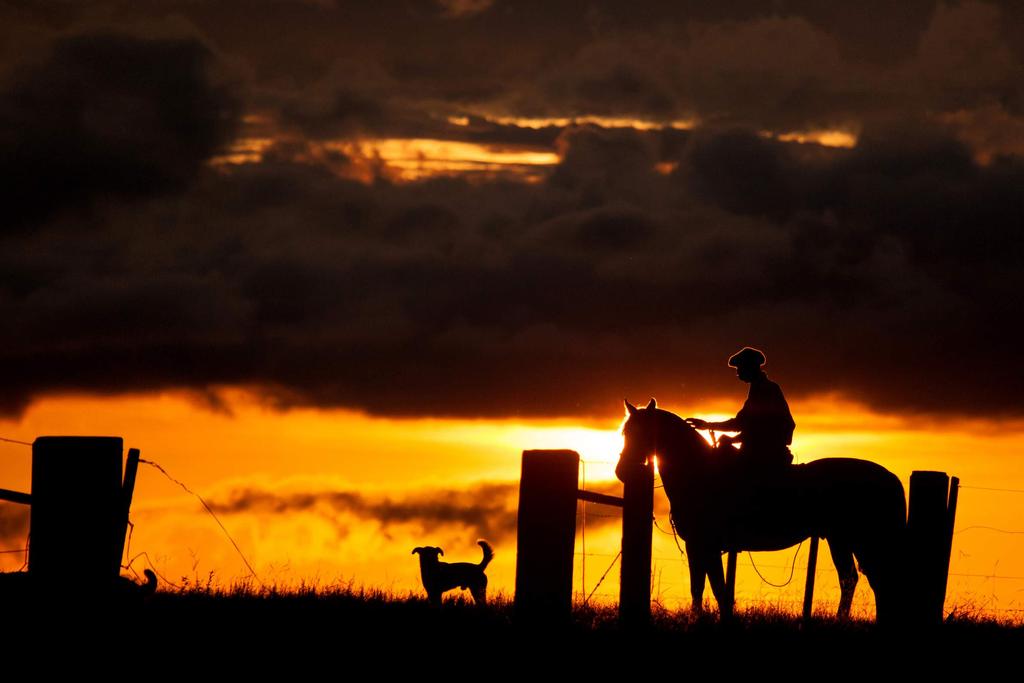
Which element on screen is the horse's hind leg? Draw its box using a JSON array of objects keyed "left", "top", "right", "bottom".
[
  {"left": 685, "top": 540, "right": 707, "bottom": 615},
  {"left": 828, "top": 540, "right": 859, "bottom": 620}
]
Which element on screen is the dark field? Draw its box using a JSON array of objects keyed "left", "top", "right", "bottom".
[{"left": 4, "top": 581, "right": 1019, "bottom": 673}]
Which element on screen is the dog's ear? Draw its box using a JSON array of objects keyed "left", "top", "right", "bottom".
[
  {"left": 412, "top": 547, "right": 422, "bottom": 555},
  {"left": 437, "top": 547, "right": 444, "bottom": 556}
]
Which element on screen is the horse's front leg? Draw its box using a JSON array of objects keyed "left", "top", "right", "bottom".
[
  {"left": 703, "top": 547, "right": 733, "bottom": 620},
  {"left": 685, "top": 539, "right": 707, "bottom": 616},
  {"left": 688, "top": 542, "right": 732, "bottom": 619}
]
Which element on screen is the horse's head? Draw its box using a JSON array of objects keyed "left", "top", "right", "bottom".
[
  {"left": 615, "top": 398, "right": 659, "bottom": 483},
  {"left": 616, "top": 398, "right": 710, "bottom": 484}
]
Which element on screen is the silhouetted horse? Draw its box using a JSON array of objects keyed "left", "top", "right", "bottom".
[{"left": 616, "top": 399, "right": 907, "bottom": 622}]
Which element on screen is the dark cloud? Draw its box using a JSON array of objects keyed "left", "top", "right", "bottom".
[
  {"left": 2, "top": 117, "right": 1024, "bottom": 418},
  {"left": 676, "top": 121, "right": 1024, "bottom": 415},
  {"left": 914, "top": 1, "right": 1022, "bottom": 112},
  {"left": 7, "top": 3, "right": 1024, "bottom": 140},
  {"left": 0, "top": 29, "right": 240, "bottom": 229},
  {"left": 1, "top": 2, "right": 1023, "bottom": 420},
  {"left": 683, "top": 128, "right": 806, "bottom": 220},
  {"left": 435, "top": 0, "right": 495, "bottom": 19}
]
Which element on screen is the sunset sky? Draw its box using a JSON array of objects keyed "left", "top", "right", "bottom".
[{"left": 2, "top": 1, "right": 1024, "bottom": 618}]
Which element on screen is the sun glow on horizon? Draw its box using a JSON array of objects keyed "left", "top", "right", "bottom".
[
  {"left": 2, "top": 390, "right": 1023, "bottom": 618},
  {"left": 427, "top": 420, "right": 626, "bottom": 481}
]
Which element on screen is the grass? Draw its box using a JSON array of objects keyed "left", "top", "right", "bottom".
[
  {"left": 135, "top": 578, "right": 1024, "bottom": 639},
  {"left": 3, "top": 577, "right": 1022, "bottom": 670},
  {"left": 138, "top": 574, "right": 1024, "bottom": 624}
]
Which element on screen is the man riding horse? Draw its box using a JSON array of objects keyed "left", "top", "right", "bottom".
[
  {"left": 617, "top": 347, "right": 907, "bottom": 622},
  {"left": 686, "top": 347, "right": 795, "bottom": 476},
  {"left": 675, "top": 346, "right": 797, "bottom": 545}
]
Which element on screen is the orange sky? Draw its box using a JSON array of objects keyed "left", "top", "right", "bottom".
[
  {"left": 4, "top": 1, "right": 1024, "bottom": 627},
  {"left": 2, "top": 390, "right": 1022, "bottom": 620}
]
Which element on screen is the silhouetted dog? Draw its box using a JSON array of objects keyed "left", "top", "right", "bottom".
[{"left": 412, "top": 540, "right": 494, "bottom": 606}]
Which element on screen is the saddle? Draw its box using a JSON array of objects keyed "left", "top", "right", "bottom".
[{"left": 708, "top": 446, "right": 801, "bottom": 546}]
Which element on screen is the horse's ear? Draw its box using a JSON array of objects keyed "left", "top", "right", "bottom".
[
  {"left": 646, "top": 398, "right": 657, "bottom": 410},
  {"left": 624, "top": 399, "right": 638, "bottom": 416}
]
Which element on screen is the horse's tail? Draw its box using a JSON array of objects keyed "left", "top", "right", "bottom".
[{"left": 854, "top": 469, "right": 908, "bottom": 624}]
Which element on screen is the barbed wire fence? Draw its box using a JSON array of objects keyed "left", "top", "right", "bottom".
[
  {"left": 573, "top": 457, "right": 1024, "bottom": 619},
  {"left": 0, "top": 435, "right": 260, "bottom": 589},
  {"left": 4, "top": 438, "right": 1024, "bottom": 617}
]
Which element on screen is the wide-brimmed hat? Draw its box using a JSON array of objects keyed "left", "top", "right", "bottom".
[{"left": 728, "top": 347, "right": 766, "bottom": 368}]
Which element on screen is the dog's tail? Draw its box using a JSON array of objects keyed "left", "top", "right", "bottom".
[{"left": 477, "top": 540, "right": 494, "bottom": 570}]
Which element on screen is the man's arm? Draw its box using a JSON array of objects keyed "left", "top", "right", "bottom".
[
  {"left": 710, "top": 417, "right": 741, "bottom": 431},
  {"left": 686, "top": 417, "right": 741, "bottom": 431}
]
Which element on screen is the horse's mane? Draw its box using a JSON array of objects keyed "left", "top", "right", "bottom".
[
  {"left": 652, "top": 407, "right": 688, "bottom": 428},
  {"left": 651, "top": 406, "right": 698, "bottom": 435},
  {"left": 650, "top": 406, "right": 712, "bottom": 459}
]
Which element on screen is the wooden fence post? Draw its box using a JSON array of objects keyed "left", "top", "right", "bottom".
[
  {"left": 725, "top": 550, "right": 738, "bottom": 615},
  {"left": 940, "top": 477, "right": 959, "bottom": 611},
  {"left": 115, "top": 448, "right": 141, "bottom": 570},
  {"left": 620, "top": 461, "right": 653, "bottom": 628},
  {"left": 514, "top": 449, "right": 655, "bottom": 628},
  {"left": 515, "top": 450, "right": 580, "bottom": 624},
  {"left": 29, "top": 436, "right": 124, "bottom": 587},
  {"left": 907, "top": 470, "right": 956, "bottom": 624},
  {"left": 803, "top": 536, "right": 819, "bottom": 621}
]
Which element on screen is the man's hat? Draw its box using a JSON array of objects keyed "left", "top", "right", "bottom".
[{"left": 728, "top": 347, "right": 766, "bottom": 368}]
